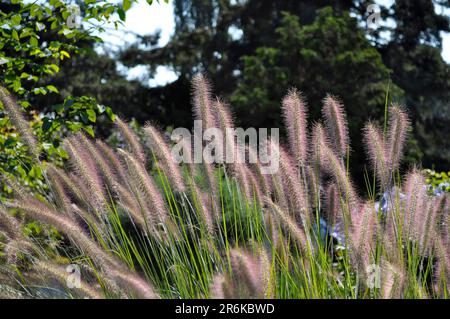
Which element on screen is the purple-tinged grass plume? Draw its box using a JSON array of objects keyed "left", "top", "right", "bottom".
[
  {"left": 143, "top": 124, "right": 186, "bottom": 192},
  {"left": 322, "top": 95, "right": 349, "bottom": 159},
  {"left": 0, "top": 87, "right": 39, "bottom": 159},
  {"left": 116, "top": 117, "right": 147, "bottom": 165},
  {"left": 387, "top": 105, "right": 410, "bottom": 172},
  {"left": 192, "top": 73, "right": 215, "bottom": 131},
  {"left": 282, "top": 89, "right": 308, "bottom": 165},
  {"left": 364, "top": 122, "right": 390, "bottom": 190},
  {"left": 210, "top": 247, "right": 272, "bottom": 298}
]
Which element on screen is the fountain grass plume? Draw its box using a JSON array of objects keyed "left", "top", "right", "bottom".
[
  {"left": 322, "top": 95, "right": 349, "bottom": 158},
  {"left": 313, "top": 126, "right": 358, "bottom": 206},
  {"left": 211, "top": 247, "right": 271, "bottom": 298},
  {"left": 212, "top": 98, "right": 234, "bottom": 146},
  {"left": 324, "top": 183, "right": 341, "bottom": 226},
  {"left": 143, "top": 123, "right": 186, "bottom": 192},
  {"left": 276, "top": 144, "right": 310, "bottom": 226},
  {"left": 306, "top": 165, "right": 320, "bottom": 208},
  {"left": 232, "top": 247, "right": 271, "bottom": 298},
  {"left": 192, "top": 73, "right": 215, "bottom": 131},
  {"left": 5, "top": 199, "right": 117, "bottom": 269},
  {"left": 191, "top": 75, "right": 221, "bottom": 215},
  {"left": 270, "top": 172, "right": 290, "bottom": 211},
  {"left": 202, "top": 161, "right": 219, "bottom": 213},
  {"left": 348, "top": 202, "right": 377, "bottom": 274},
  {"left": 264, "top": 211, "right": 280, "bottom": 250},
  {"left": 3, "top": 238, "right": 36, "bottom": 267},
  {"left": 78, "top": 133, "right": 121, "bottom": 195},
  {"left": 364, "top": 122, "right": 390, "bottom": 190},
  {"left": 435, "top": 236, "right": 450, "bottom": 292},
  {"left": 403, "top": 169, "right": 428, "bottom": 242},
  {"left": 282, "top": 89, "right": 308, "bottom": 165},
  {"left": 2, "top": 175, "right": 28, "bottom": 201},
  {"left": 34, "top": 260, "right": 103, "bottom": 299},
  {"left": 5, "top": 198, "right": 159, "bottom": 299},
  {"left": 380, "top": 261, "right": 405, "bottom": 299},
  {"left": 116, "top": 117, "right": 146, "bottom": 165},
  {"left": 246, "top": 145, "right": 272, "bottom": 197},
  {"left": 245, "top": 168, "right": 263, "bottom": 202},
  {"left": 417, "top": 195, "right": 444, "bottom": 255},
  {"left": 44, "top": 169, "right": 108, "bottom": 239},
  {"left": 44, "top": 165, "right": 100, "bottom": 221},
  {"left": 0, "top": 207, "right": 22, "bottom": 239},
  {"left": 0, "top": 87, "right": 39, "bottom": 159},
  {"left": 117, "top": 149, "right": 167, "bottom": 225},
  {"left": 310, "top": 122, "right": 327, "bottom": 170},
  {"left": 265, "top": 198, "right": 307, "bottom": 252},
  {"left": 324, "top": 148, "right": 357, "bottom": 206},
  {"left": 209, "top": 274, "right": 228, "bottom": 298},
  {"left": 64, "top": 137, "right": 107, "bottom": 212},
  {"left": 229, "top": 249, "right": 260, "bottom": 296},
  {"left": 45, "top": 168, "right": 76, "bottom": 220},
  {"left": 96, "top": 140, "right": 129, "bottom": 182},
  {"left": 188, "top": 178, "right": 215, "bottom": 235},
  {"left": 387, "top": 105, "right": 410, "bottom": 172},
  {"left": 212, "top": 98, "right": 254, "bottom": 200},
  {"left": 212, "top": 98, "right": 236, "bottom": 166}
]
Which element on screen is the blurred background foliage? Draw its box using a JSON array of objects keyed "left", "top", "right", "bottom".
[
  {"left": 0, "top": 0, "right": 449, "bottom": 191},
  {"left": 0, "top": 0, "right": 134, "bottom": 196},
  {"left": 118, "top": 0, "right": 450, "bottom": 180},
  {"left": 424, "top": 168, "right": 450, "bottom": 192}
]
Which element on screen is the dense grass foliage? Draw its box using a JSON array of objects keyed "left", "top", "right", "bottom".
[{"left": 0, "top": 76, "right": 449, "bottom": 299}]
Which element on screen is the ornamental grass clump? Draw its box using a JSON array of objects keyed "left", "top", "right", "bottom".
[{"left": 0, "top": 76, "right": 449, "bottom": 299}]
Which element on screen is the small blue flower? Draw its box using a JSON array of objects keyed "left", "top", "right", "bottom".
[
  {"left": 314, "top": 217, "right": 345, "bottom": 244},
  {"left": 434, "top": 182, "right": 449, "bottom": 197},
  {"left": 330, "top": 222, "right": 345, "bottom": 244},
  {"left": 374, "top": 188, "right": 405, "bottom": 215}
]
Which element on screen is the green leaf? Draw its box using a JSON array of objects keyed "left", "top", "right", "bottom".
[
  {"left": 46, "top": 85, "right": 59, "bottom": 93},
  {"left": 12, "top": 78, "right": 21, "bottom": 91},
  {"left": 42, "top": 118, "right": 53, "bottom": 132},
  {"left": 62, "top": 11, "right": 70, "bottom": 20},
  {"left": 48, "top": 64, "right": 60, "bottom": 73},
  {"left": 106, "top": 107, "right": 116, "bottom": 121},
  {"left": 19, "top": 101, "right": 31, "bottom": 108},
  {"left": 36, "top": 22, "right": 46, "bottom": 31},
  {"left": 123, "top": 0, "right": 131, "bottom": 11},
  {"left": 60, "top": 50, "right": 70, "bottom": 60},
  {"left": 29, "top": 37, "right": 38, "bottom": 47},
  {"left": 118, "top": 8, "right": 126, "bottom": 21},
  {"left": 51, "top": 20, "right": 59, "bottom": 30},
  {"left": 83, "top": 126, "right": 95, "bottom": 137},
  {"left": 96, "top": 104, "right": 106, "bottom": 113},
  {"left": 29, "top": 166, "right": 43, "bottom": 179},
  {"left": 33, "top": 87, "right": 47, "bottom": 95},
  {"left": 52, "top": 103, "right": 64, "bottom": 114},
  {"left": 86, "top": 109, "right": 97, "bottom": 122},
  {"left": 57, "top": 147, "right": 69, "bottom": 159},
  {"left": 4, "top": 137, "right": 17, "bottom": 148},
  {"left": 11, "top": 15, "right": 22, "bottom": 26},
  {"left": 12, "top": 29, "right": 19, "bottom": 41}
]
